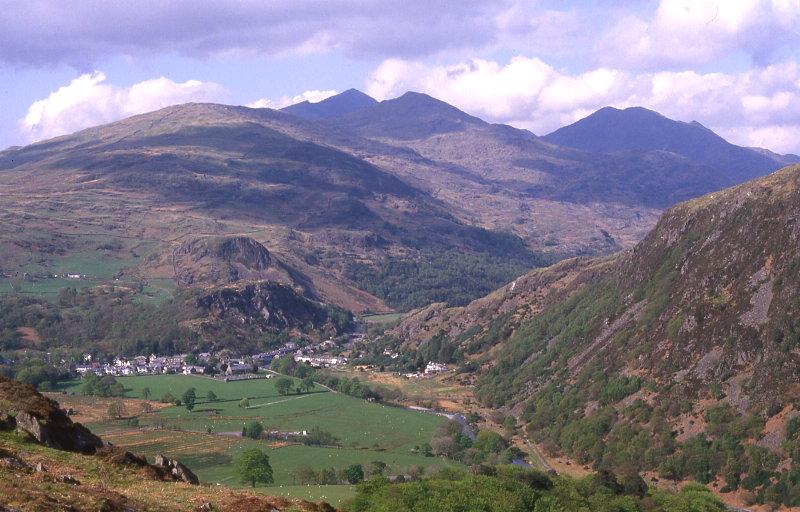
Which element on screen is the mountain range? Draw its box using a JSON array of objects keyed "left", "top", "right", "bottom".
[
  {"left": 4, "top": 87, "right": 800, "bottom": 508},
  {"left": 1, "top": 89, "right": 795, "bottom": 319}
]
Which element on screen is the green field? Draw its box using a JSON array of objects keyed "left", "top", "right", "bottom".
[
  {"left": 361, "top": 313, "right": 405, "bottom": 324},
  {"left": 0, "top": 233, "right": 173, "bottom": 301},
  {"left": 69, "top": 374, "right": 458, "bottom": 506}
]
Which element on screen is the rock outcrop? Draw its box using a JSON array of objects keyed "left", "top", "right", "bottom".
[
  {"left": 154, "top": 453, "right": 200, "bottom": 485},
  {"left": 174, "top": 236, "right": 302, "bottom": 288},
  {"left": 196, "top": 281, "right": 347, "bottom": 335},
  {"left": 0, "top": 377, "right": 103, "bottom": 454}
]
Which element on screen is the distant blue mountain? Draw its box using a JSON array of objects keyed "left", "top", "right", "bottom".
[{"left": 543, "top": 106, "right": 787, "bottom": 185}]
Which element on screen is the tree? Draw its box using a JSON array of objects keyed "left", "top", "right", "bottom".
[
  {"left": 182, "top": 387, "right": 196, "bottom": 411},
  {"left": 242, "top": 420, "right": 264, "bottom": 439},
  {"left": 107, "top": 401, "right": 125, "bottom": 419},
  {"left": 295, "top": 465, "right": 317, "bottom": 484},
  {"left": 369, "top": 460, "right": 387, "bottom": 476},
  {"left": 431, "top": 436, "right": 460, "bottom": 458},
  {"left": 235, "top": 448, "right": 274, "bottom": 488},
  {"left": 301, "top": 376, "right": 315, "bottom": 393},
  {"left": 503, "top": 416, "right": 517, "bottom": 435},
  {"left": 474, "top": 431, "right": 507, "bottom": 455},
  {"left": 206, "top": 390, "right": 217, "bottom": 402},
  {"left": 141, "top": 387, "right": 151, "bottom": 400},
  {"left": 275, "top": 377, "right": 293, "bottom": 396},
  {"left": 161, "top": 392, "right": 175, "bottom": 404},
  {"left": 239, "top": 397, "right": 250, "bottom": 408}
]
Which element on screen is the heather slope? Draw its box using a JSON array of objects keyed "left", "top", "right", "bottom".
[{"left": 388, "top": 164, "right": 800, "bottom": 507}]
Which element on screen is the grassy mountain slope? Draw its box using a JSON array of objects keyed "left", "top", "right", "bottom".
[
  {"left": 0, "top": 102, "right": 542, "bottom": 312},
  {"left": 0, "top": 93, "right": 789, "bottom": 314},
  {"left": 389, "top": 164, "right": 800, "bottom": 507},
  {"left": 330, "top": 93, "right": 789, "bottom": 255}
]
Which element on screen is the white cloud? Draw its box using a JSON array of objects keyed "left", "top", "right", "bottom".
[
  {"left": 597, "top": 0, "right": 800, "bottom": 70},
  {"left": 247, "top": 89, "right": 338, "bottom": 109},
  {"left": 20, "top": 72, "right": 227, "bottom": 142},
  {"left": 366, "top": 56, "right": 800, "bottom": 154},
  {"left": 0, "top": 1, "right": 503, "bottom": 66}
]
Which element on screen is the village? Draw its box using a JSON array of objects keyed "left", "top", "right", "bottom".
[
  {"left": 73, "top": 337, "right": 350, "bottom": 380},
  {"left": 69, "top": 334, "right": 452, "bottom": 382}
]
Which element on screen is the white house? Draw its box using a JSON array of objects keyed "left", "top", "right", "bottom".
[{"left": 424, "top": 362, "right": 448, "bottom": 374}]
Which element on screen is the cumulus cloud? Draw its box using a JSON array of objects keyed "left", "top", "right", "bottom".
[
  {"left": 0, "top": 1, "right": 798, "bottom": 75},
  {"left": 0, "top": 0, "right": 503, "bottom": 66},
  {"left": 20, "top": 72, "right": 227, "bottom": 142},
  {"left": 247, "top": 89, "right": 338, "bottom": 109},
  {"left": 597, "top": 0, "right": 800, "bottom": 70},
  {"left": 366, "top": 56, "right": 800, "bottom": 154}
]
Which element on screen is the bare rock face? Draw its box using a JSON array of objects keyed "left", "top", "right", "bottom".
[
  {"left": 196, "top": 281, "right": 336, "bottom": 334},
  {"left": 154, "top": 453, "right": 200, "bottom": 485},
  {"left": 0, "top": 378, "right": 103, "bottom": 454},
  {"left": 174, "top": 236, "right": 300, "bottom": 288}
]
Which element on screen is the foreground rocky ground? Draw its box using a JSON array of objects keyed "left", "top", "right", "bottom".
[{"left": 0, "top": 377, "right": 337, "bottom": 512}]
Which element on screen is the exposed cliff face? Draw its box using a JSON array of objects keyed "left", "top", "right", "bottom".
[
  {"left": 195, "top": 281, "right": 348, "bottom": 337},
  {"left": 604, "top": 164, "right": 800, "bottom": 402},
  {"left": 173, "top": 235, "right": 313, "bottom": 294}
]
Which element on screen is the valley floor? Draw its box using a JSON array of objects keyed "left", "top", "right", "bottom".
[{"left": 51, "top": 373, "right": 461, "bottom": 506}]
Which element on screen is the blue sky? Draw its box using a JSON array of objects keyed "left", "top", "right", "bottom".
[{"left": 2, "top": 0, "right": 800, "bottom": 153}]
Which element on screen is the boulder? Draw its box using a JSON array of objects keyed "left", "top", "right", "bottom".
[
  {"left": 153, "top": 453, "right": 200, "bottom": 485},
  {"left": 59, "top": 474, "right": 80, "bottom": 485},
  {"left": 13, "top": 410, "right": 103, "bottom": 454},
  {"left": 0, "top": 377, "right": 103, "bottom": 454}
]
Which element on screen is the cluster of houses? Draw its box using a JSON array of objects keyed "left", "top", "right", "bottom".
[
  {"left": 73, "top": 350, "right": 279, "bottom": 378},
  {"left": 292, "top": 338, "right": 348, "bottom": 368},
  {"left": 75, "top": 353, "right": 212, "bottom": 377},
  {"left": 401, "top": 361, "right": 449, "bottom": 379},
  {"left": 70, "top": 336, "right": 352, "bottom": 378},
  {"left": 47, "top": 273, "right": 87, "bottom": 279}
]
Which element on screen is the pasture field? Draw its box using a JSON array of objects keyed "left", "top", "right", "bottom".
[
  {"left": 0, "top": 231, "right": 173, "bottom": 301},
  {"left": 64, "top": 374, "right": 459, "bottom": 506},
  {"left": 360, "top": 312, "right": 404, "bottom": 324},
  {"left": 328, "top": 368, "right": 473, "bottom": 411}
]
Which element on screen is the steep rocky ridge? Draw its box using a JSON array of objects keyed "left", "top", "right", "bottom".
[
  {"left": 195, "top": 280, "right": 349, "bottom": 338},
  {"left": 398, "top": 164, "right": 800, "bottom": 409}
]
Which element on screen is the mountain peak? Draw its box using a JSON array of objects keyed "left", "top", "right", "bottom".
[
  {"left": 544, "top": 105, "right": 782, "bottom": 183},
  {"left": 388, "top": 91, "right": 478, "bottom": 118},
  {"left": 281, "top": 89, "right": 377, "bottom": 120},
  {"left": 336, "top": 91, "right": 484, "bottom": 140}
]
